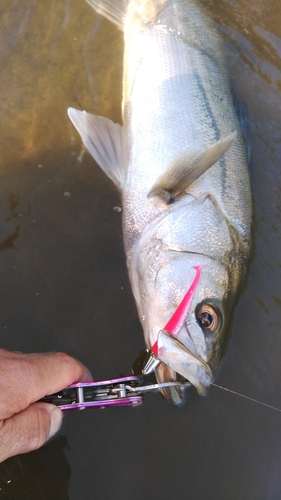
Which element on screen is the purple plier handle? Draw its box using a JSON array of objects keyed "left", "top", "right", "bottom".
[{"left": 39, "top": 375, "right": 143, "bottom": 410}]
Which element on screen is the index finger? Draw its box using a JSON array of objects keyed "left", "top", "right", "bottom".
[{"left": 0, "top": 350, "right": 93, "bottom": 419}]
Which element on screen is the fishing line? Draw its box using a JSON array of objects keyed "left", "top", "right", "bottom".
[{"left": 212, "top": 383, "right": 281, "bottom": 413}]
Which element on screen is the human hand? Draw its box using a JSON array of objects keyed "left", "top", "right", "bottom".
[{"left": 0, "top": 349, "right": 92, "bottom": 463}]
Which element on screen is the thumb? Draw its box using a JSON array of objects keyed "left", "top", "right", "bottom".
[{"left": 0, "top": 402, "right": 63, "bottom": 462}]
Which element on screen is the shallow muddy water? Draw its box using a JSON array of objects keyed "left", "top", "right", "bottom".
[{"left": 0, "top": 1, "right": 281, "bottom": 499}]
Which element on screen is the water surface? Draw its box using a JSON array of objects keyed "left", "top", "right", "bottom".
[{"left": 0, "top": 1, "right": 281, "bottom": 499}]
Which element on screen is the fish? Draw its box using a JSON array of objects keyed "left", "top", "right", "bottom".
[{"left": 68, "top": 0, "right": 252, "bottom": 405}]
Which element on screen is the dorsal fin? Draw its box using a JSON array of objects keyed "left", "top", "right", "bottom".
[
  {"left": 68, "top": 108, "right": 126, "bottom": 190},
  {"left": 148, "top": 131, "right": 237, "bottom": 202}
]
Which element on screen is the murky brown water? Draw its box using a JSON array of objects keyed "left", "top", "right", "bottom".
[{"left": 0, "top": 1, "right": 281, "bottom": 499}]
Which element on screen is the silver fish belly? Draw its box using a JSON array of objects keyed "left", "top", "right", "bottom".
[{"left": 68, "top": 0, "right": 252, "bottom": 404}]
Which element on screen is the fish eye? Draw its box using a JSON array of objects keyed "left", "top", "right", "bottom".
[
  {"left": 199, "top": 311, "right": 213, "bottom": 327},
  {"left": 196, "top": 302, "right": 221, "bottom": 333}
]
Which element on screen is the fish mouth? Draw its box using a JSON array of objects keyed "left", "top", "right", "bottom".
[
  {"left": 155, "top": 330, "right": 213, "bottom": 405},
  {"left": 155, "top": 363, "right": 187, "bottom": 406}
]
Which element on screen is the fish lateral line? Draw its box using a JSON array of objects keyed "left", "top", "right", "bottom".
[{"left": 212, "top": 383, "right": 281, "bottom": 414}]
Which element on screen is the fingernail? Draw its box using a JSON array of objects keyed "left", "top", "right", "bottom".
[{"left": 47, "top": 406, "right": 63, "bottom": 440}]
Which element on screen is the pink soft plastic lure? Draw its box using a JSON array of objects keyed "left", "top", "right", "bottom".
[{"left": 151, "top": 265, "right": 202, "bottom": 357}]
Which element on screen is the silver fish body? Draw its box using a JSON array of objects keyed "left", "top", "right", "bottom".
[{"left": 68, "top": 0, "right": 252, "bottom": 404}]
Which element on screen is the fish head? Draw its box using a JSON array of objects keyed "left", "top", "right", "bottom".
[
  {"left": 140, "top": 253, "right": 232, "bottom": 398},
  {"left": 130, "top": 195, "right": 245, "bottom": 404}
]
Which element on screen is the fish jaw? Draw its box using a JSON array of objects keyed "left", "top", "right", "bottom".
[
  {"left": 146, "top": 264, "right": 214, "bottom": 403},
  {"left": 149, "top": 265, "right": 213, "bottom": 397},
  {"left": 156, "top": 330, "right": 213, "bottom": 395}
]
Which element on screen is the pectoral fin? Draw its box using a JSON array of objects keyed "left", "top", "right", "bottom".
[
  {"left": 148, "top": 131, "right": 237, "bottom": 202},
  {"left": 68, "top": 108, "right": 126, "bottom": 190}
]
